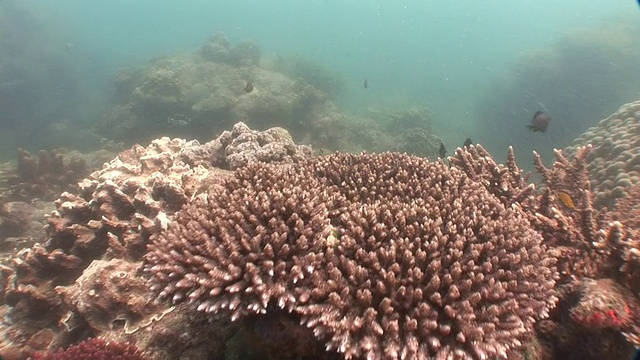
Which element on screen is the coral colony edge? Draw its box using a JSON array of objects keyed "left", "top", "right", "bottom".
[{"left": 0, "top": 101, "right": 639, "bottom": 360}]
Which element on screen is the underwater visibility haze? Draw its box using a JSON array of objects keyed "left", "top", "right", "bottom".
[{"left": 1, "top": 1, "right": 640, "bottom": 359}]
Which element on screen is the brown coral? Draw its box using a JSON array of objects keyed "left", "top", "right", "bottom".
[
  {"left": 1, "top": 148, "right": 88, "bottom": 202},
  {"left": 145, "top": 152, "right": 558, "bottom": 360},
  {"left": 55, "top": 259, "right": 161, "bottom": 333}
]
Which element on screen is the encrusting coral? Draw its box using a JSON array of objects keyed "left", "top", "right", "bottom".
[{"left": 145, "top": 152, "right": 558, "bottom": 360}]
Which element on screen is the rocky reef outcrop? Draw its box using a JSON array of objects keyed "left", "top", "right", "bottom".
[{"left": 98, "top": 32, "right": 346, "bottom": 152}]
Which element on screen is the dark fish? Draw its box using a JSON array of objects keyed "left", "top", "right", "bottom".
[
  {"left": 526, "top": 110, "right": 551, "bottom": 132},
  {"left": 463, "top": 138, "right": 472, "bottom": 148},
  {"left": 244, "top": 82, "right": 254, "bottom": 93},
  {"left": 439, "top": 142, "right": 446, "bottom": 158},
  {"left": 363, "top": 79, "right": 368, "bottom": 89}
]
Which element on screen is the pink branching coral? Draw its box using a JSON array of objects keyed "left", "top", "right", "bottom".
[
  {"left": 145, "top": 152, "right": 558, "bottom": 360},
  {"left": 28, "top": 338, "right": 145, "bottom": 360},
  {"left": 450, "top": 145, "right": 640, "bottom": 354}
]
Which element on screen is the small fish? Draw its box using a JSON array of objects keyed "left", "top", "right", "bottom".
[
  {"left": 526, "top": 111, "right": 551, "bottom": 132},
  {"left": 244, "top": 81, "right": 254, "bottom": 93},
  {"left": 363, "top": 79, "right": 368, "bottom": 89},
  {"left": 463, "top": 138, "right": 472, "bottom": 148},
  {"left": 557, "top": 190, "right": 575, "bottom": 209},
  {"left": 439, "top": 142, "right": 446, "bottom": 158}
]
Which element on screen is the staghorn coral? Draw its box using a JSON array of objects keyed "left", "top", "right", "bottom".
[
  {"left": 450, "top": 144, "right": 640, "bottom": 353},
  {"left": 28, "top": 337, "right": 145, "bottom": 360},
  {"left": 450, "top": 144, "right": 621, "bottom": 282},
  {"left": 566, "top": 100, "right": 640, "bottom": 207},
  {"left": 608, "top": 183, "right": 640, "bottom": 294},
  {"left": 145, "top": 152, "right": 558, "bottom": 360}
]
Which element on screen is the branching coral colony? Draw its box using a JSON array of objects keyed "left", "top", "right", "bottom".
[
  {"left": 451, "top": 144, "right": 640, "bottom": 359},
  {"left": 1, "top": 121, "right": 639, "bottom": 360},
  {"left": 145, "top": 152, "right": 558, "bottom": 360}
]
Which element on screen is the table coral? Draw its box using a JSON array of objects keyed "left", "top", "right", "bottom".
[{"left": 145, "top": 152, "right": 558, "bottom": 360}]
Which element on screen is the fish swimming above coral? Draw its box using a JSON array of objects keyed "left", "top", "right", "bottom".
[
  {"left": 439, "top": 142, "right": 446, "bottom": 158},
  {"left": 527, "top": 110, "right": 551, "bottom": 132},
  {"left": 463, "top": 138, "right": 472, "bottom": 148}
]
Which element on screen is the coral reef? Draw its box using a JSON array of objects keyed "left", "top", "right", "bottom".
[
  {"left": 3, "top": 119, "right": 639, "bottom": 359},
  {"left": 98, "top": 32, "right": 346, "bottom": 151},
  {"left": 0, "top": 147, "right": 116, "bottom": 250},
  {"left": 56, "top": 259, "right": 160, "bottom": 334},
  {"left": 200, "top": 32, "right": 261, "bottom": 66},
  {"left": 217, "top": 122, "right": 313, "bottom": 170},
  {"left": 266, "top": 54, "right": 345, "bottom": 100},
  {"left": 0, "top": 123, "right": 312, "bottom": 359},
  {"left": 29, "top": 337, "right": 145, "bottom": 360},
  {"left": 0, "top": 149, "right": 88, "bottom": 202},
  {"left": 369, "top": 106, "right": 441, "bottom": 158},
  {"left": 450, "top": 144, "right": 640, "bottom": 357},
  {"left": 145, "top": 152, "right": 558, "bottom": 359},
  {"left": 334, "top": 106, "right": 441, "bottom": 157},
  {"left": 566, "top": 100, "right": 640, "bottom": 207},
  {"left": 0, "top": 201, "right": 55, "bottom": 255}
]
